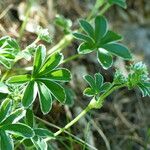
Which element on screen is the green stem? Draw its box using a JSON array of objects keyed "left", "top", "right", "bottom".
[
  {"left": 48, "top": 34, "right": 73, "bottom": 55},
  {"left": 35, "top": 116, "right": 97, "bottom": 150},
  {"left": 0, "top": 70, "right": 10, "bottom": 82},
  {"left": 87, "top": 0, "right": 105, "bottom": 21},
  {"left": 45, "top": 84, "right": 126, "bottom": 142},
  {"left": 99, "top": 3, "right": 111, "bottom": 15},
  {"left": 45, "top": 103, "right": 92, "bottom": 142},
  {"left": 93, "top": 84, "right": 125, "bottom": 109},
  {"left": 62, "top": 54, "right": 82, "bottom": 64}
]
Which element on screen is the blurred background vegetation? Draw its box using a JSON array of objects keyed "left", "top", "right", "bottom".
[{"left": 0, "top": 0, "right": 150, "bottom": 149}]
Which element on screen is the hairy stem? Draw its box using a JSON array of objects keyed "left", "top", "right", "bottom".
[
  {"left": 62, "top": 54, "right": 82, "bottom": 64},
  {"left": 45, "top": 104, "right": 92, "bottom": 142},
  {"left": 35, "top": 116, "right": 97, "bottom": 150},
  {"left": 99, "top": 3, "right": 111, "bottom": 15},
  {"left": 48, "top": 34, "right": 73, "bottom": 55},
  {"left": 87, "top": 0, "right": 105, "bottom": 21},
  {"left": 45, "top": 84, "right": 125, "bottom": 142}
]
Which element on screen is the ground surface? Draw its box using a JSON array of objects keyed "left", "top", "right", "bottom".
[{"left": 0, "top": 0, "right": 150, "bottom": 150}]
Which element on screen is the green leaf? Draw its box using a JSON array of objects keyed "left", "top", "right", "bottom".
[
  {"left": 34, "top": 128, "right": 54, "bottom": 137},
  {"left": 0, "top": 131, "right": 14, "bottom": 150},
  {"left": 83, "top": 88, "right": 95, "bottom": 96},
  {"left": 39, "top": 52, "right": 63, "bottom": 76},
  {"left": 142, "top": 82, "right": 150, "bottom": 88},
  {"left": 0, "top": 82, "right": 9, "bottom": 94},
  {"left": 7, "top": 38, "right": 20, "bottom": 52},
  {"left": 22, "top": 81, "right": 38, "bottom": 108},
  {"left": 78, "top": 42, "right": 95, "bottom": 54},
  {"left": 100, "top": 82, "right": 112, "bottom": 92},
  {"left": 95, "top": 73, "right": 104, "bottom": 91},
  {"left": 79, "top": 19, "right": 94, "bottom": 38},
  {"left": 102, "top": 43, "right": 132, "bottom": 60},
  {"left": 84, "top": 75, "right": 96, "bottom": 89},
  {"left": 0, "top": 56, "right": 11, "bottom": 69},
  {"left": 25, "top": 109, "right": 34, "bottom": 127},
  {"left": 138, "top": 83, "right": 150, "bottom": 97},
  {"left": 2, "top": 53, "right": 15, "bottom": 60},
  {"left": 37, "top": 26, "right": 52, "bottom": 43},
  {"left": 33, "top": 44, "right": 46, "bottom": 75},
  {"left": 23, "top": 139, "right": 34, "bottom": 148},
  {"left": 97, "top": 49, "right": 113, "bottom": 69},
  {"left": 73, "top": 32, "right": 94, "bottom": 43},
  {"left": 41, "top": 79, "right": 66, "bottom": 103},
  {"left": 55, "top": 15, "right": 72, "bottom": 31},
  {"left": 37, "top": 82, "right": 52, "bottom": 114},
  {"left": 95, "top": 16, "right": 107, "bottom": 42},
  {"left": 48, "top": 68, "right": 71, "bottom": 82},
  {"left": 108, "top": 0, "right": 127, "bottom": 8},
  {"left": 100, "top": 30, "right": 122, "bottom": 45},
  {"left": 64, "top": 87, "right": 75, "bottom": 107},
  {"left": 1, "top": 123, "right": 34, "bottom": 138},
  {"left": 0, "top": 83, "right": 9, "bottom": 100},
  {"left": 1, "top": 108, "right": 25, "bottom": 125},
  {"left": 0, "top": 36, "right": 9, "bottom": 46},
  {"left": 7, "top": 75, "right": 31, "bottom": 84},
  {"left": 0, "top": 93, "right": 8, "bottom": 100},
  {"left": 32, "top": 137, "right": 47, "bottom": 150},
  {"left": 0, "top": 99, "right": 12, "bottom": 123}
]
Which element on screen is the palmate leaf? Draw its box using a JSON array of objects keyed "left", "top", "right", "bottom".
[
  {"left": 7, "top": 45, "right": 71, "bottom": 114},
  {"left": 83, "top": 73, "right": 112, "bottom": 97},
  {"left": 73, "top": 15, "right": 132, "bottom": 69}
]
